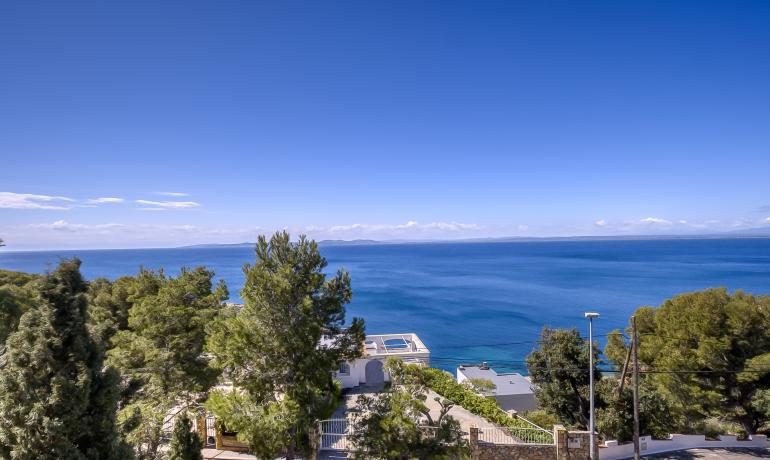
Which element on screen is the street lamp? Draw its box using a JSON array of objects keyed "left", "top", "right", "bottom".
[{"left": 584, "top": 312, "right": 600, "bottom": 460}]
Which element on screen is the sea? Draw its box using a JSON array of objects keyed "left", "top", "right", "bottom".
[{"left": 2, "top": 238, "right": 770, "bottom": 373}]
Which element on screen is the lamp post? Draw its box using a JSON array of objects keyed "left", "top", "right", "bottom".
[{"left": 584, "top": 312, "right": 600, "bottom": 460}]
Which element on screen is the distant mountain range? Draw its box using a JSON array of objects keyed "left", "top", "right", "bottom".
[
  {"left": 181, "top": 239, "right": 386, "bottom": 249},
  {"left": 178, "top": 227, "right": 770, "bottom": 249}
]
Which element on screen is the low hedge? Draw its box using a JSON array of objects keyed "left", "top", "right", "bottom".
[{"left": 417, "top": 367, "right": 553, "bottom": 443}]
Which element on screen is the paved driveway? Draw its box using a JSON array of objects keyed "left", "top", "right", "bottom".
[{"left": 645, "top": 447, "right": 770, "bottom": 459}]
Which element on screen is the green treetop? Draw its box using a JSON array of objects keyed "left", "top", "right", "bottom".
[
  {"left": 108, "top": 266, "right": 227, "bottom": 459},
  {"left": 168, "top": 412, "right": 203, "bottom": 460},
  {"left": 206, "top": 232, "right": 365, "bottom": 459},
  {"left": 87, "top": 269, "right": 166, "bottom": 346},
  {"left": 606, "top": 288, "right": 770, "bottom": 434},
  {"left": 526, "top": 327, "right": 600, "bottom": 429},
  {"left": 0, "top": 269, "right": 40, "bottom": 345},
  {"left": 0, "top": 259, "right": 128, "bottom": 459}
]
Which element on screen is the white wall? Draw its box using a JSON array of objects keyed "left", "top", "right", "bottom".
[
  {"left": 600, "top": 434, "right": 769, "bottom": 460},
  {"left": 457, "top": 368, "right": 469, "bottom": 385},
  {"left": 334, "top": 358, "right": 368, "bottom": 388}
]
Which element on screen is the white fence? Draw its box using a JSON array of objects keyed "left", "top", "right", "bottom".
[
  {"left": 600, "top": 434, "right": 770, "bottom": 459},
  {"left": 318, "top": 418, "right": 353, "bottom": 451},
  {"left": 477, "top": 426, "right": 554, "bottom": 445},
  {"left": 318, "top": 417, "right": 555, "bottom": 452}
]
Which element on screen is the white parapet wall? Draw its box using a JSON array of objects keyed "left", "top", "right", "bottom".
[{"left": 600, "top": 434, "right": 769, "bottom": 460}]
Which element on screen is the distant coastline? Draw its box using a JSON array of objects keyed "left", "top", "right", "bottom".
[
  {"left": 4, "top": 229, "right": 770, "bottom": 253},
  {"left": 178, "top": 228, "right": 770, "bottom": 249}
]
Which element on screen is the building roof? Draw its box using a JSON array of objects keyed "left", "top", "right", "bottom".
[
  {"left": 319, "top": 332, "right": 429, "bottom": 358},
  {"left": 363, "top": 333, "right": 429, "bottom": 357},
  {"left": 457, "top": 365, "right": 534, "bottom": 396}
]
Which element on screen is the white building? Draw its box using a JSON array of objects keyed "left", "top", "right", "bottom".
[
  {"left": 333, "top": 333, "right": 430, "bottom": 389},
  {"left": 456, "top": 363, "right": 537, "bottom": 412}
]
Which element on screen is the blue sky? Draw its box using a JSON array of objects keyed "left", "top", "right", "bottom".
[{"left": 1, "top": 1, "right": 770, "bottom": 249}]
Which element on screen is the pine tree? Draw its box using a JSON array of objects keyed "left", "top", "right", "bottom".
[
  {"left": 0, "top": 259, "right": 128, "bottom": 460},
  {"left": 108, "top": 267, "right": 227, "bottom": 459},
  {"left": 168, "top": 413, "right": 202, "bottom": 460},
  {"left": 206, "top": 232, "right": 365, "bottom": 459},
  {"left": 526, "top": 327, "right": 601, "bottom": 429}
]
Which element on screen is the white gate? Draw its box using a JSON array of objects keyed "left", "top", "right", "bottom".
[{"left": 318, "top": 418, "right": 353, "bottom": 451}]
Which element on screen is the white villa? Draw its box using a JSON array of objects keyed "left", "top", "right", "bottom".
[
  {"left": 457, "top": 363, "right": 537, "bottom": 412},
  {"left": 333, "top": 333, "right": 430, "bottom": 388}
]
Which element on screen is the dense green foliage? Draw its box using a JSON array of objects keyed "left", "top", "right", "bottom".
[
  {"left": 526, "top": 327, "right": 599, "bottom": 429},
  {"left": 0, "top": 269, "right": 39, "bottom": 288},
  {"left": 168, "top": 412, "right": 203, "bottom": 460},
  {"left": 594, "top": 376, "right": 675, "bottom": 442},
  {"left": 416, "top": 365, "right": 552, "bottom": 443},
  {"left": 107, "top": 267, "right": 227, "bottom": 459},
  {"left": 87, "top": 271, "right": 162, "bottom": 345},
  {"left": 0, "top": 270, "right": 39, "bottom": 344},
  {"left": 605, "top": 288, "right": 770, "bottom": 435},
  {"left": 205, "top": 232, "right": 365, "bottom": 459},
  {"left": 350, "top": 359, "right": 467, "bottom": 460},
  {"left": 524, "top": 325, "right": 673, "bottom": 441},
  {"left": 519, "top": 410, "right": 560, "bottom": 431},
  {"left": 527, "top": 288, "right": 770, "bottom": 441},
  {"left": 0, "top": 260, "right": 129, "bottom": 459}
]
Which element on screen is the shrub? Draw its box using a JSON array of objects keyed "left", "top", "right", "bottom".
[{"left": 520, "top": 410, "right": 560, "bottom": 430}]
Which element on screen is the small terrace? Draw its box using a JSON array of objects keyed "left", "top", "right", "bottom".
[{"left": 363, "top": 333, "right": 429, "bottom": 357}]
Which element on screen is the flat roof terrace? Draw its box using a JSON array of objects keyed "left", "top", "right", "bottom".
[
  {"left": 457, "top": 365, "right": 534, "bottom": 396},
  {"left": 363, "top": 333, "right": 429, "bottom": 357}
]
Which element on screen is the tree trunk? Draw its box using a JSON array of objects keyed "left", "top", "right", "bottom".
[{"left": 571, "top": 380, "right": 588, "bottom": 428}]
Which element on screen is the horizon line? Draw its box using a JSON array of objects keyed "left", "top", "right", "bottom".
[{"left": 3, "top": 232, "right": 770, "bottom": 253}]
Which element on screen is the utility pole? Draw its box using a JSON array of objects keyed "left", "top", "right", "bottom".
[
  {"left": 632, "top": 316, "right": 641, "bottom": 460},
  {"left": 585, "top": 312, "right": 600, "bottom": 460}
]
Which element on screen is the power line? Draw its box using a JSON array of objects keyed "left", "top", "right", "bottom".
[
  {"left": 428, "top": 357, "right": 770, "bottom": 375},
  {"left": 430, "top": 332, "right": 627, "bottom": 351}
]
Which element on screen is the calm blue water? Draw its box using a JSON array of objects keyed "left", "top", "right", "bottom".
[{"left": 2, "top": 239, "right": 770, "bottom": 373}]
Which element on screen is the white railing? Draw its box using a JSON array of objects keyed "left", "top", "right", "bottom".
[
  {"left": 478, "top": 426, "right": 554, "bottom": 445},
  {"left": 318, "top": 418, "right": 353, "bottom": 451},
  {"left": 515, "top": 414, "right": 551, "bottom": 433}
]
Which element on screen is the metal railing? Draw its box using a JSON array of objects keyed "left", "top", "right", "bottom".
[
  {"left": 478, "top": 426, "right": 554, "bottom": 445},
  {"left": 204, "top": 416, "right": 216, "bottom": 446},
  {"left": 318, "top": 418, "right": 353, "bottom": 451}
]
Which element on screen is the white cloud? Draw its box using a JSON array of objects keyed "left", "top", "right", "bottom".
[
  {"left": 0, "top": 220, "right": 268, "bottom": 249},
  {"left": 88, "top": 197, "right": 125, "bottom": 204},
  {"left": 765, "top": 217, "right": 770, "bottom": 222},
  {"left": 154, "top": 192, "right": 189, "bottom": 197},
  {"left": 28, "top": 220, "right": 127, "bottom": 233},
  {"left": 0, "top": 192, "right": 75, "bottom": 210},
  {"left": 135, "top": 200, "right": 201, "bottom": 209},
  {"left": 594, "top": 219, "right": 607, "bottom": 227},
  {"left": 639, "top": 217, "right": 672, "bottom": 225},
  {"left": 326, "top": 220, "right": 482, "bottom": 235}
]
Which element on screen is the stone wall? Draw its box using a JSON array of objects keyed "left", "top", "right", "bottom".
[
  {"left": 469, "top": 425, "right": 596, "bottom": 460},
  {"left": 554, "top": 425, "right": 597, "bottom": 460},
  {"left": 472, "top": 443, "right": 556, "bottom": 460}
]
